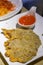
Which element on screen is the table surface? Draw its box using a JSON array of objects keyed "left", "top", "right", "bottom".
[{"left": 21, "top": 7, "right": 43, "bottom": 65}]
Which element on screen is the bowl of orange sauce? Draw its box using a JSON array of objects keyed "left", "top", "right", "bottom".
[{"left": 18, "top": 15, "right": 36, "bottom": 28}]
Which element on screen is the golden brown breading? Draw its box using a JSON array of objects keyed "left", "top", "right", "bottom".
[{"left": 2, "top": 28, "right": 41, "bottom": 63}]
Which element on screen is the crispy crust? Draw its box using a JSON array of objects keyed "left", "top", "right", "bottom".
[{"left": 2, "top": 28, "right": 41, "bottom": 63}]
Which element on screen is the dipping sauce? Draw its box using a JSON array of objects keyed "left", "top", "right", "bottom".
[{"left": 19, "top": 15, "right": 36, "bottom": 25}]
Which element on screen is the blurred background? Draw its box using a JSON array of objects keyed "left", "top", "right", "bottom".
[{"left": 22, "top": 0, "right": 43, "bottom": 16}]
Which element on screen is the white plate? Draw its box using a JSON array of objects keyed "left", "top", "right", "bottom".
[
  {"left": 0, "top": 11, "right": 43, "bottom": 65},
  {"left": 0, "top": 0, "right": 23, "bottom": 21}
]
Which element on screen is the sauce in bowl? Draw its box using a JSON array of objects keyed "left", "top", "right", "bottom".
[
  {"left": 18, "top": 15, "right": 36, "bottom": 28},
  {"left": 19, "top": 15, "right": 35, "bottom": 25}
]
